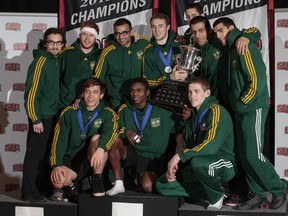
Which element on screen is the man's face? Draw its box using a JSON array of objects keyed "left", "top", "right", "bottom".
[
  {"left": 185, "top": 8, "right": 203, "bottom": 25},
  {"left": 187, "top": 83, "right": 210, "bottom": 110},
  {"left": 82, "top": 85, "right": 104, "bottom": 110},
  {"left": 191, "top": 22, "right": 208, "bottom": 46},
  {"left": 79, "top": 31, "right": 97, "bottom": 50},
  {"left": 151, "top": 18, "right": 170, "bottom": 45},
  {"left": 114, "top": 24, "right": 132, "bottom": 47},
  {"left": 45, "top": 34, "right": 64, "bottom": 56},
  {"left": 130, "top": 82, "right": 150, "bottom": 109},
  {"left": 213, "top": 23, "right": 234, "bottom": 46}
]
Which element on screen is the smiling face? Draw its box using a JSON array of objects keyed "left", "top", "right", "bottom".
[
  {"left": 45, "top": 33, "right": 64, "bottom": 56},
  {"left": 114, "top": 23, "right": 132, "bottom": 47},
  {"left": 82, "top": 85, "right": 104, "bottom": 111},
  {"left": 187, "top": 83, "right": 210, "bottom": 110},
  {"left": 79, "top": 31, "right": 97, "bottom": 52},
  {"left": 151, "top": 18, "right": 170, "bottom": 45},
  {"left": 130, "top": 82, "right": 150, "bottom": 109},
  {"left": 191, "top": 21, "right": 208, "bottom": 46}
]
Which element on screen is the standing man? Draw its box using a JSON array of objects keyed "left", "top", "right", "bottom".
[
  {"left": 155, "top": 77, "right": 236, "bottom": 210},
  {"left": 213, "top": 17, "right": 287, "bottom": 210},
  {"left": 143, "top": 13, "right": 188, "bottom": 88},
  {"left": 50, "top": 78, "right": 118, "bottom": 200},
  {"left": 22, "top": 27, "right": 65, "bottom": 202},
  {"left": 59, "top": 20, "right": 101, "bottom": 109},
  {"left": 106, "top": 77, "right": 181, "bottom": 196},
  {"left": 94, "top": 18, "right": 149, "bottom": 110}
]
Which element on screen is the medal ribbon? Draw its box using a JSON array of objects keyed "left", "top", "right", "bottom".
[
  {"left": 77, "top": 107, "right": 100, "bottom": 138},
  {"left": 132, "top": 104, "right": 153, "bottom": 135},
  {"left": 155, "top": 41, "right": 174, "bottom": 67},
  {"left": 192, "top": 108, "right": 209, "bottom": 139}
]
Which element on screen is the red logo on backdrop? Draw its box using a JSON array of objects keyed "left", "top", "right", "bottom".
[
  {"left": 13, "top": 123, "right": 28, "bottom": 132},
  {"left": 32, "top": 23, "right": 48, "bottom": 31},
  {"left": 13, "top": 83, "right": 25, "bottom": 91},
  {"left": 5, "top": 184, "right": 20, "bottom": 192},
  {"left": 5, "top": 103, "right": 20, "bottom": 112},
  {"left": 13, "top": 43, "right": 28, "bottom": 51},
  {"left": 5, "top": 144, "right": 20, "bottom": 152},
  {"left": 5, "top": 63, "right": 20, "bottom": 71},
  {"left": 13, "top": 164, "right": 23, "bottom": 172},
  {"left": 285, "top": 126, "right": 288, "bottom": 134},
  {"left": 277, "top": 19, "right": 288, "bottom": 28},
  {"left": 277, "top": 62, "right": 288, "bottom": 70},
  {"left": 285, "top": 169, "right": 288, "bottom": 177},
  {"left": 277, "top": 105, "right": 288, "bottom": 113},
  {"left": 5, "top": 23, "right": 21, "bottom": 31},
  {"left": 285, "top": 41, "right": 288, "bottom": 49},
  {"left": 277, "top": 147, "right": 288, "bottom": 156},
  {"left": 285, "top": 84, "right": 288, "bottom": 91}
]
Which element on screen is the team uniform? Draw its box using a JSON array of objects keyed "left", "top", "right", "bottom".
[
  {"left": 94, "top": 35, "right": 149, "bottom": 109},
  {"left": 58, "top": 39, "right": 101, "bottom": 109},
  {"left": 156, "top": 96, "right": 236, "bottom": 205},
  {"left": 50, "top": 100, "right": 118, "bottom": 179},
  {"left": 117, "top": 101, "right": 181, "bottom": 173},
  {"left": 225, "top": 28, "right": 286, "bottom": 199},
  {"left": 142, "top": 31, "right": 181, "bottom": 88},
  {"left": 22, "top": 45, "right": 60, "bottom": 200}
]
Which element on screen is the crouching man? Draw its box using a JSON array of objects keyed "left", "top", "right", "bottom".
[
  {"left": 155, "top": 77, "right": 236, "bottom": 210},
  {"left": 49, "top": 78, "right": 118, "bottom": 200}
]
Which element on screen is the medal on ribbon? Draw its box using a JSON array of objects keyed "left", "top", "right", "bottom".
[
  {"left": 155, "top": 41, "right": 174, "bottom": 74},
  {"left": 77, "top": 107, "right": 100, "bottom": 140}
]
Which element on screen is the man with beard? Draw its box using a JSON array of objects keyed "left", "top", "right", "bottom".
[{"left": 23, "top": 27, "right": 65, "bottom": 202}]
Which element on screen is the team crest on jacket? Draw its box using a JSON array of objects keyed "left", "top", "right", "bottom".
[
  {"left": 136, "top": 50, "right": 144, "bottom": 59},
  {"left": 200, "top": 123, "right": 206, "bottom": 132},
  {"left": 231, "top": 60, "right": 237, "bottom": 69},
  {"left": 94, "top": 118, "right": 102, "bottom": 128},
  {"left": 151, "top": 117, "right": 160, "bottom": 127},
  {"left": 90, "top": 61, "right": 96, "bottom": 70},
  {"left": 213, "top": 50, "right": 221, "bottom": 60}
]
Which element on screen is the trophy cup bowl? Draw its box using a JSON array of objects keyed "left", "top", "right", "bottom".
[{"left": 176, "top": 45, "right": 202, "bottom": 74}]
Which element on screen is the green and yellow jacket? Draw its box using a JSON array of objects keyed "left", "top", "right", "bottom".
[
  {"left": 24, "top": 45, "right": 59, "bottom": 124},
  {"left": 142, "top": 31, "right": 181, "bottom": 87},
  {"left": 50, "top": 100, "right": 118, "bottom": 168},
  {"left": 94, "top": 35, "right": 149, "bottom": 109},
  {"left": 59, "top": 39, "right": 101, "bottom": 108},
  {"left": 224, "top": 28, "right": 269, "bottom": 113},
  {"left": 118, "top": 101, "right": 181, "bottom": 159},
  {"left": 178, "top": 96, "right": 235, "bottom": 164}
]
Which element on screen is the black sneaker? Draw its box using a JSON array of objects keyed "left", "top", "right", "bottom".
[
  {"left": 271, "top": 192, "right": 287, "bottom": 209},
  {"left": 91, "top": 174, "right": 105, "bottom": 197},
  {"left": 224, "top": 193, "right": 246, "bottom": 206},
  {"left": 233, "top": 194, "right": 269, "bottom": 210}
]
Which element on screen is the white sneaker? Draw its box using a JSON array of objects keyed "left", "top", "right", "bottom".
[
  {"left": 106, "top": 180, "right": 125, "bottom": 196},
  {"left": 207, "top": 195, "right": 224, "bottom": 210}
]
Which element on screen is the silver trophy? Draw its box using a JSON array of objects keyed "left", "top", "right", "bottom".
[{"left": 176, "top": 45, "right": 202, "bottom": 74}]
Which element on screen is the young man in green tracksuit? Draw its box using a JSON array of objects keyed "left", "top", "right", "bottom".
[
  {"left": 59, "top": 20, "right": 101, "bottom": 109},
  {"left": 22, "top": 28, "right": 65, "bottom": 202},
  {"left": 155, "top": 77, "right": 236, "bottom": 210},
  {"left": 106, "top": 77, "right": 181, "bottom": 196},
  {"left": 213, "top": 17, "right": 287, "bottom": 210},
  {"left": 50, "top": 78, "right": 118, "bottom": 200},
  {"left": 143, "top": 13, "right": 188, "bottom": 88},
  {"left": 94, "top": 18, "right": 149, "bottom": 110}
]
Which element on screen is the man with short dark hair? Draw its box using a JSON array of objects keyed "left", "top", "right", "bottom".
[
  {"left": 22, "top": 27, "right": 65, "bottom": 202},
  {"left": 94, "top": 18, "right": 149, "bottom": 110},
  {"left": 213, "top": 17, "right": 287, "bottom": 210}
]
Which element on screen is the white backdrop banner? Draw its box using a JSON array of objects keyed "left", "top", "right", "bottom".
[
  {"left": 274, "top": 9, "right": 288, "bottom": 180},
  {"left": 0, "top": 13, "right": 57, "bottom": 193}
]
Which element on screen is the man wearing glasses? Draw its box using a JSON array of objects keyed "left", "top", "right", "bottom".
[
  {"left": 22, "top": 27, "right": 65, "bottom": 202},
  {"left": 59, "top": 20, "right": 101, "bottom": 109},
  {"left": 94, "top": 18, "right": 149, "bottom": 110}
]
